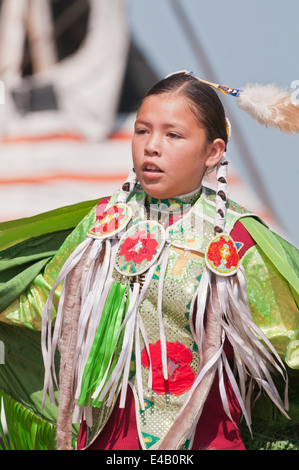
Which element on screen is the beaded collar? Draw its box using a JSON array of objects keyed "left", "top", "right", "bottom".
[{"left": 145, "top": 186, "right": 202, "bottom": 214}]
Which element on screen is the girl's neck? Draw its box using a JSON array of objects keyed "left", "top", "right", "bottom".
[{"left": 145, "top": 185, "right": 202, "bottom": 210}]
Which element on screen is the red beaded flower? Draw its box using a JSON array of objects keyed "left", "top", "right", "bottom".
[
  {"left": 207, "top": 236, "right": 239, "bottom": 269},
  {"left": 92, "top": 205, "right": 126, "bottom": 235},
  {"left": 141, "top": 340, "right": 195, "bottom": 395},
  {"left": 119, "top": 230, "right": 158, "bottom": 264}
]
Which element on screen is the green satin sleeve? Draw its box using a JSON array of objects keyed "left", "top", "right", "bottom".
[
  {"left": 241, "top": 243, "right": 299, "bottom": 369},
  {"left": 0, "top": 204, "right": 98, "bottom": 330}
]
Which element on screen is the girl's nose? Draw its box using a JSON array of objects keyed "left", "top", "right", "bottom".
[{"left": 145, "top": 133, "right": 162, "bottom": 156}]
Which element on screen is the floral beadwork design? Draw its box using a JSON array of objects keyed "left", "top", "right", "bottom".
[
  {"left": 206, "top": 234, "right": 240, "bottom": 276},
  {"left": 141, "top": 340, "right": 195, "bottom": 395},
  {"left": 115, "top": 220, "right": 166, "bottom": 276},
  {"left": 95, "top": 206, "right": 126, "bottom": 234},
  {"left": 119, "top": 230, "right": 159, "bottom": 264},
  {"left": 87, "top": 203, "right": 131, "bottom": 239}
]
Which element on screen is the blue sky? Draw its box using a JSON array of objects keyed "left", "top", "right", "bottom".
[{"left": 127, "top": 0, "right": 299, "bottom": 247}]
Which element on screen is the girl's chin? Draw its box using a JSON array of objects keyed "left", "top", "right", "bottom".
[
  {"left": 139, "top": 181, "right": 200, "bottom": 200},
  {"left": 140, "top": 185, "right": 183, "bottom": 200},
  {"left": 138, "top": 181, "right": 170, "bottom": 199},
  {"left": 137, "top": 173, "right": 201, "bottom": 199}
]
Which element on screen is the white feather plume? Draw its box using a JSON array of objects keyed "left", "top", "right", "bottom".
[{"left": 237, "top": 83, "right": 299, "bottom": 134}]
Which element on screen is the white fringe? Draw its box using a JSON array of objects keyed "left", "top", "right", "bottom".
[
  {"left": 186, "top": 265, "right": 289, "bottom": 438},
  {"left": 41, "top": 236, "right": 93, "bottom": 407}
]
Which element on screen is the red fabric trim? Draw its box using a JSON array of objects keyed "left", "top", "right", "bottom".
[
  {"left": 230, "top": 220, "right": 256, "bottom": 259},
  {"left": 77, "top": 420, "right": 88, "bottom": 450},
  {"left": 192, "top": 371, "right": 245, "bottom": 450},
  {"left": 77, "top": 372, "right": 245, "bottom": 450},
  {"left": 79, "top": 388, "right": 142, "bottom": 450}
]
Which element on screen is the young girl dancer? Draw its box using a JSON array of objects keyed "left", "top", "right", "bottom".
[{"left": 1, "top": 72, "right": 299, "bottom": 450}]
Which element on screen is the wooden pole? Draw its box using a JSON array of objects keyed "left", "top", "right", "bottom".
[
  {"left": 26, "top": 0, "right": 58, "bottom": 74},
  {"left": 0, "top": 0, "right": 28, "bottom": 79}
]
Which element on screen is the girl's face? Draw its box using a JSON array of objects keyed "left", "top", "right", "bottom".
[{"left": 132, "top": 93, "right": 225, "bottom": 199}]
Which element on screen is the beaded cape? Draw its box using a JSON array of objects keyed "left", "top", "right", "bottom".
[{"left": 0, "top": 187, "right": 298, "bottom": 450}]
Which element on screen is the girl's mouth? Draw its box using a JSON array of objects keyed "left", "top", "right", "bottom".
[{"left": 142, "top": 163, "right": 163, "bottom": 173}]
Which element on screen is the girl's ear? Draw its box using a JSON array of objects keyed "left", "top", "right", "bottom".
[{"left": 205, "top": 139, "right": 226, "bottom": 168}]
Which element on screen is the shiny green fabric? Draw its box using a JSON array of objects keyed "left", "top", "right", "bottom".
[
  {"left": 0, "top": 321, "right": 60, "bottom": 449},
  {"left": 0, "top": 199, "right": 99, "bottom": 328},
  {"left": 240, "top": 366, "right": 299, "bottom": 450},
  {"left": 238, "top": 217, "right": 299, "bottom": 449},
  {"left": 0, "top": 391, "right": 57, "bottom": 450},
  {"left": 0, "top": 199, "right": 99, "bottom": 448},
  {"left": 241, "top": 217, "right": 299, "bottom": 369},
  {"left": 241, "top": 245, "right": 299, "bottom": 369},
  {"left": 0, "top": 198, "right": 99, "bottom": 251},
  {"left": 241, "top": 217, "right": 299, "bottom": 307},
  {"left": 0, "top": 230, "right": 72, "bottom": 315}
]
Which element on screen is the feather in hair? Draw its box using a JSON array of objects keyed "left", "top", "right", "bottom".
[
  {"left": 236, "top": 83, "right": 299, "bottom": 134},
  {"left": 167, "top": 72, "right": 299, "bottom": 134}
]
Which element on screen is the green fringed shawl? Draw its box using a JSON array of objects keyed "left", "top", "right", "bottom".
[
  {"left": 0, "top": 199, "right": 99, "bottom": 314},
  {"left": 0, "top": 198, "right": 100, "bottom": 252},
  {"left": 0, "top": 391, "right": 56, "bottom": 450},
  {"left": 0, "top": 321, "right": 59, "bottom": 450},
  {"left": 0, "top": 199, "right": 98, "bottom": 449},
  {"left": 241, "top": 217, "right": 299, "bottom": 309}
]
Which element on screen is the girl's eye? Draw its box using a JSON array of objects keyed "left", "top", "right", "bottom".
[
  {"left": 168, "top": 132, "right": 181, "bottom": 139},
  {"left": 135, "top": 128, "right": 147, "bottom": 135}
]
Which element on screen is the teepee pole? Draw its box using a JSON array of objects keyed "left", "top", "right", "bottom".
[
  {"left": 26, "top": 0, "right": 58, "bottom": 74},
  {"left": 0, "top": 0, "right": 28, "bottom": 79}
]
